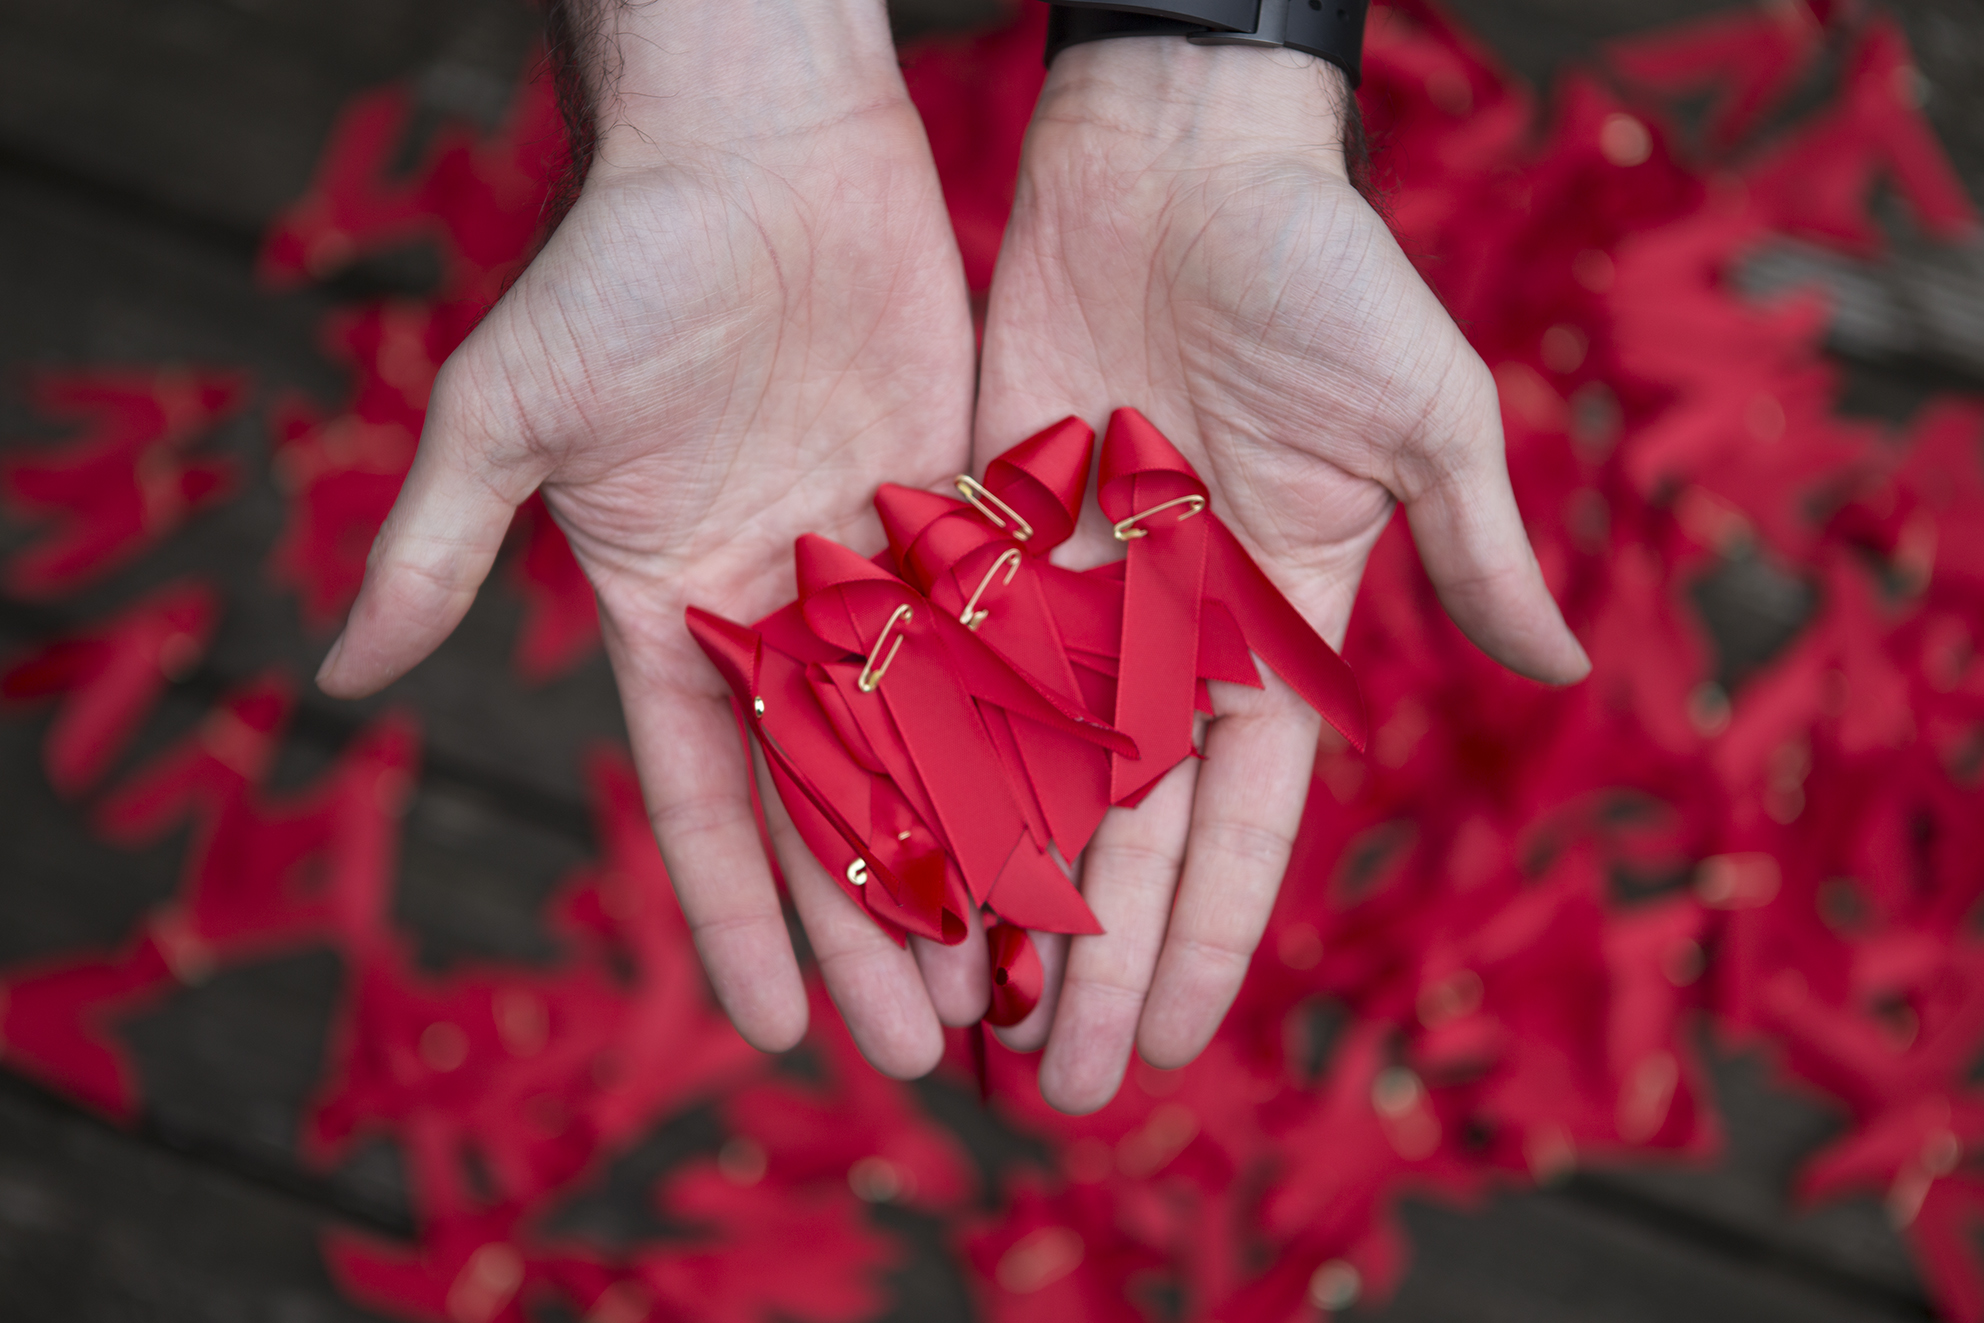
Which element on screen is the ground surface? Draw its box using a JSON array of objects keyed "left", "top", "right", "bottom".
[{"left": 0, "top": 1, "right": 1980, "bottom": 1320}]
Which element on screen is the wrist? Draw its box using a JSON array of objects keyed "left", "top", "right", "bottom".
[
  {"left": 1037, "top": 36, "right": 1352, "bottom": 170},
  {"left": 580, "top": 0, "right": 911, "bottom": 172}
]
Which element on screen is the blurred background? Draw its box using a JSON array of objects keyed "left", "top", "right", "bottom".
[{"left": 1, "top": 1, "right": 1983, "bottom": 1321}]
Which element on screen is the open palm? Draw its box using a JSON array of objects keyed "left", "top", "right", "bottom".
[
  {"left": 318, "top": 99, "right": 982, "bottom": 1075},
  {"left": 975, "top": 42, "right": 1588, "bottom": 1112}
]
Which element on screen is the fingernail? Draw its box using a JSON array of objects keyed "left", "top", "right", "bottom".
[
  {"left": 315, "top": 632, "right": 345, "bottom": 689},
  {"left": 1567, "top": 634, "right": 1593, "bottom": 680}
]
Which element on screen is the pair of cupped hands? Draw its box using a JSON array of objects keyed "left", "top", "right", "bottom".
[{"left": 315, "top": 3, "right": 1587, "bottom": 1114}]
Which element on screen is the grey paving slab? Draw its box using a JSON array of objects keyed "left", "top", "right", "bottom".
[
  {"left": 0, "top": 1078, "right": 393, "bottom": 1323},
  {"left": 1364, "top": 1186, "right": 1927, "bottom": 1323}
]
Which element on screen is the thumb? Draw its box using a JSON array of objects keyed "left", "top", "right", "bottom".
[
  {"left": 316, "top": 374, "right": 548, "bottom": 698},
  {"left": 1401, "top": 378, "right": 1590, "bottom": 686}
]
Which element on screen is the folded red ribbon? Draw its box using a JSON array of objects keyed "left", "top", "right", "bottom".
[
  {"left": 876, "top": 417, "right": 1116, "bottom": 860},
  {"left": 1, "top": 371, "right": 244, "bottom": 597},
  {"left": 688, "top": 411, "right": 1365, "bottom": 1028},
  {"left": 0, "top": 578, "right": 220, "bottom": 796},
  {"left": 985, "top": 922, "right": 1046, "bottom": 1029},
  {"left": 1099, "top": 408, "right": 1369, "bottom": 803}
]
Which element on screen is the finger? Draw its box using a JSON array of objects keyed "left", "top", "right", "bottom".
[
  {"left": 648, "top": 705, "right": 813, "bottom": 1053},
  {"left": 992, "top": 929, "right": 1066, "bottom": 1054},
  {"left": 1275, "top": 535, "right": 1378, "bottom": 657},
  {"left": 1403, "top": 378, "right": 1590, "bottom": 685},
  {"left": 1038, "top": 757, "right": 1198, "bottom": 1115},
  {"left": 603, "top": 603, "right": 810, "bottom": 1052},
  {"left": 1139, "top": 669, "right": 1318, "bottom": 1068},
  {"left": 316, "top": 375, "right": 546, "bottom": 698},
  {"left": 757, "top": 754, "right": 946, "bottom": 1078},
  {"left": 912, "top": 906, "right": 991, "bottom": 1028}
]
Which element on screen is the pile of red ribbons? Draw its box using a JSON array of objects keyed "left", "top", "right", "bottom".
[
  {"left": 689, "top": 408, "right": 1364, "bottom": 1021},
  {"left": 4, "top": 1, "right": 1984, "bottom": 1321}
]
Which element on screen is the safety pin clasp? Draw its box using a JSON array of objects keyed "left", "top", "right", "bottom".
[
  {"left": 857, "top": 604, "right": 913, "bottom": 693},
  {"left": 960, "top": 548, "right": 1022, "bottom": 631},
  {"left": 955, "top": 474, "right": 1034, "bottom": 542},
  {"left": 1113, "top": 493, "right": 1207, "bottom": 541}
]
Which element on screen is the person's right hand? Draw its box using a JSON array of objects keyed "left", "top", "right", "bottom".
[{"left": 315, "top": 0, "right": 984, "bottom": 1077}]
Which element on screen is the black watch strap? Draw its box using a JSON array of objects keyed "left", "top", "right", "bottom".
[{"left": 1042, "top": 0, "right": 1369, "bottom": 87}]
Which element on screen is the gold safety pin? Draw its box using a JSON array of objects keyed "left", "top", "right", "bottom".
[
  {"left": 959, "top": 548, "right": 1022, "bottom": 631},
  {"left": 954, "top": 474, "right": 1034, "bottom": 542},
  {"left": 1113, "top": 493, "right": 1207, "bottom": 541},
  {"left": 857, "top": 605, "right": 913, "bottom": 693}
]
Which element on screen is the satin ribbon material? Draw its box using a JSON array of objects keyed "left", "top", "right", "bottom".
[
  {"left": 1, "top": 371, "right": 244, "bottom": 598},
  {"left": 0, "top": 578, "right": 221, "bottom": 796},
  {"left": 876, "top": 430, "right": 1117, "bottom": 857},
  {"left": 1098, "top": 408, "right": 1369, "bottom": 804},
  {"left": 982, "top": 415, "right": 1093, "bottom": 553},
  {"left": 1097, "top": 411, "right": 1212, "bottom": 803},
  {"left": 984, "top": 922, "right": 1045, "bottom": 1028},
  {"left": 795, "top": 536, "right": 1109, "bottom": 934},
  {"left": 687, "top": 604, "right": 958, "bottom": 944},
  {"left": 689, "top": 526, "right": 1131, "bottom": 944},
  {"left": 687, "top": 413, "right": 1366, "bottom": 1015},
  {"left": 94, "top": 671, "right": 294, "bottom": 845}
]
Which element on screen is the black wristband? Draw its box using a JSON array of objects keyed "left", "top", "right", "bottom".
[{"left": 1043, "top": 0, "right": 1368, "bottom": 87}]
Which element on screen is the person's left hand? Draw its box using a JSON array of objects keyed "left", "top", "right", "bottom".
[{"left": 974, "top": 38, "right": 1590, "bottom": 1112}]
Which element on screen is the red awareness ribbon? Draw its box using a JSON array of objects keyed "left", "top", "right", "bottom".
[
  {"left": 1097, "top": 408, "right": 1369, "bottom": 805},
  {"left": 984, "top": 921, "right": 1045, "bottom": 1028},
  {"left": 94, "top": 671, "right": 294, "bottom": 845},
  {"left": 1607, "top": 3, "right": 1822, "bottom": 149},
  {"left": 0, "top": 939, "right": 176, "bottom": 1117},
  {"left": 793, "top": 536, "right": 1121, "bottom": 936},
  {"left": 1, "top": 578, "right": 220, "bottom": 796},
  {"left": 687, "top": 603, "right": 957, "bottom": 944},
  {"left": 973, "top": 414, "right": 1093, "bottom": 554},
  {"left": 689, "top": 410, "right": 1372, "bottom": 1025},
  {"left": 689, "top": 533, "right": 1135, "bottom": 946},
  {"left": 162, "top": 714, "right": 418, "bottom": 964},
  {"left": 877, "top": 420, "right": 1115, "bottom": 859},
  {"left": 1, "top": 371, "right": 243, "bottom": 598}
]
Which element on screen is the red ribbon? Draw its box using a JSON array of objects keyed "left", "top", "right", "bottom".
[
  {"left": 688, "top": 525, "right": 1137, "bottom": 944},
  {"left": 1, "top": 578, "right": 220, "bottom": 796},
  {"left": 980, "top": 415, "right": 1093, "bottom": 554},
  {"left": 94, "top": 671, "right": 294, "bottom": 844},
  {"left": 688, "top": 412, "right": 1368, "bottom": 1038},
  {"left": 984, "top": 922, "right": 1045, "bottom": 1028},
  {"left": 688, "top": 604, "right": 955, "bottom": 944},
  {"left": 1097, "top": 408, "right": 1368, "bottom": 805},
  {"left": 1, "top": 371, "right": 244, "bottom": 598},
  {"left": 794, "top": 536, "right": 1115, "bottom": 935},
  {"left": 875, "top": 418, "right": 1119, "bottom": 857}
]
